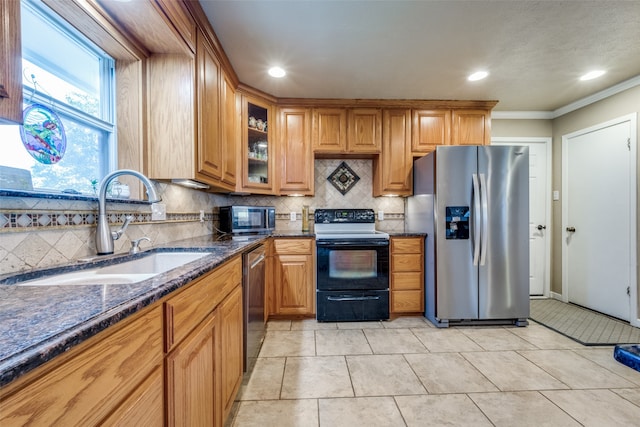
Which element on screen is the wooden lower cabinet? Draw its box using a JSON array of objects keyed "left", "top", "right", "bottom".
[
  {"left": 273, "top": 238, "right": 315, "bottom": 316},
  {"left": 164, "top": 256, "right": 243, "bottom": 427},
  {"left": 390, "top": 236, "right": 425, "bottom": 314},
  {"left": 219, "top": 285, "right": 243, "bottom": 421},
  {"left": 101, "top": 366, "right": 164, "bottom": 426},
  {"left": 165, "top": 310, "right": 221, "bottom": 427},
  {"left": 0, "top": 256, "right": 245, "bottom": 427},
  {"left": 0, "top": 306, "right": 163, "bottom": 426}
]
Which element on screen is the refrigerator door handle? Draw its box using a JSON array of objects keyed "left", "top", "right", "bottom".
[
  {"left": 479, "top": 173, "right": 489, "bottom": 266},
  {"left": 472, "top": 173, "right": 481, "bottom": 266}
]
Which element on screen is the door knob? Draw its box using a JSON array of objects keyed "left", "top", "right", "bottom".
[
  {"left": 566, "top": 226, "right": 576, "bottom": 232},
  {"left": 537, "top": 225, "right": 546, "bottom": 230}
]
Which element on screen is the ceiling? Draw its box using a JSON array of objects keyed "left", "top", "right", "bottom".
[{"left": 198, "top": 0, "right": 640, "bottom": 113}]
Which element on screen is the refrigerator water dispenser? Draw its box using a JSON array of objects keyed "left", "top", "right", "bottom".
[{"left": 445, "top": 206, "right": 470, "bottom": 239}]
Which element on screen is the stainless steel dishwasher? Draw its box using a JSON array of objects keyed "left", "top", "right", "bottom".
[{"left": 243, "top": 243, "right": 266, "bottom": 373}]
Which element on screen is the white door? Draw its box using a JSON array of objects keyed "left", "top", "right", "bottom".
[
  {"left": 562, "top": 118, "right": 634, "bottom": 321},
  {"left": 493, "top": 138, "right": 551, "bottom": 296}
]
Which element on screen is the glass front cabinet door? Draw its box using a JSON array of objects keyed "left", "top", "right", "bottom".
[{"left": 242, "top": 97, "right": 273, "bottom": 193}]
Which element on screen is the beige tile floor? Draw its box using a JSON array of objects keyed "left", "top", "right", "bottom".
[{"left": 229, "top": 317, "right": 640, "bottom": 426}]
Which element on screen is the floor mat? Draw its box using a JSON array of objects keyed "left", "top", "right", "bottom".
[{"left": 529, "top": 299, "right": 640, "bottom": 346}]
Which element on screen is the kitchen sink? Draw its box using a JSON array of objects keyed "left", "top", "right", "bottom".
[{"left": 17, "top": 252, "right": 211, "bottom": 287}]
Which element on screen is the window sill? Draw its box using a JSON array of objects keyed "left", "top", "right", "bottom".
[{"left": 0, "top": 189, "right": 152, "bottom": 205}]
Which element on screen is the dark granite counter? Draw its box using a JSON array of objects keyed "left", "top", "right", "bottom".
[
  {"left": 0, "top": 234, "right": 273, "bottom": 388},
  {"left": 388, "top": 232, "right": 427, "bottom": 237}
]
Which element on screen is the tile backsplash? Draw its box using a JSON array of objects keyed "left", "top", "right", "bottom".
[{"left": 1, "top": 159, "right": 405, "bottom": 275}]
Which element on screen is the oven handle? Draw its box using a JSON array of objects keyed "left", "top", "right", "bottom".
[
  {"left": 326, "top": 296, "right": 381, "bottom": 302},
  {"left": 316, "top": 240, "right": 389, "bottom": 247}
]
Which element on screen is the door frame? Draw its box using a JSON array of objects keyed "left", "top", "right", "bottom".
[
  {"left": 561, "top": 114, "right": 638, "bottom": 327},
  {"left": 492, "top": 137, "right": 552, "bottom": 298}
]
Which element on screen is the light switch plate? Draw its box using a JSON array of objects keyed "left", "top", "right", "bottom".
[
  {"left": 553, "top": 190, "right": 560, "bottom": 201},
  {"left": 151, "top": 203, "right": 166, "bottom": 221},
  {"left": 378, "top": 210, "right": 384, "bottom": 221},
  {"left": 290, "top": 212, "right": 296, "bottom": 221}
]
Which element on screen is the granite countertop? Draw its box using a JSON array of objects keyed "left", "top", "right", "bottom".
[
  {"left": 0, "top": 230, "right": 414, "bottom": 388},
  {"left": 0, "top": 233, "right": 307, "bottom": 388},
  {"left": 387, "top": 232, "right": 427, "bottom": 237}
]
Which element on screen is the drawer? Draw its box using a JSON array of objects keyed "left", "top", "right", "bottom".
[
  {"left": 392, "top": 272, "right": 423, "bottom": 290},
  {"left": 391, "top": 237, "right": 423, "bottom": 254},
  {"left": 165, "top": 256, "right": 241, "bottom": 351},
  {"left": 274, "top": 238, "right": 313, "bottom": 254},
  {"left": 392, "top": 290, "right": 424, "bottom": 313},
  {"left": 391, "top": 253, "right": 422, "bottom": 272}
]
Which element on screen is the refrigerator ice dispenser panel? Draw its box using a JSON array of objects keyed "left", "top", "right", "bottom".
[{"left": 445, "top": 206, "right": 470, "bottom": 239}]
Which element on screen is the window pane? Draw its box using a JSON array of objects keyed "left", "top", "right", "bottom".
[
  {"left": 21, "top": 2, "right": 101, "bottom": 111},
  {"left": 1, "top": 116, "right": 105, "bottom": 194},
  {"left": 0, "top": 0, "right": 116, "bottom": 196}
]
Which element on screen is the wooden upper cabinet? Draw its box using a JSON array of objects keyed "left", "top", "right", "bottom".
[
  {"left": 0, "top": 0, "right": 23, "bottom": 124},
  {"left": 412, "top": 110, "right": 451, "bottom": 155},
  {"left": 156, "top": 0, "right": 196, "bottom": 51},
  {"left": 240, "top": 96, "right": 274, "bottom": 194},
  {"left": 278, "top": 107, "right": 313, "bottom": 195},
  {"left": 312, "top": 108, "right": 347, "bottom": 152},
  {"left": 220, "top": 73, "right": 239, "bottom": 188},
  {"left": 196, "top": 29, "right": 222, "bottom": 181},
  {"left": 451, "top": 109, "right": 491, "bottom": 146},
  {"left": 373, "top": 109, "right": 412, "bottom": 196},
  {"left": 347, "top": 108, "right": 382, "bottom": 153}
]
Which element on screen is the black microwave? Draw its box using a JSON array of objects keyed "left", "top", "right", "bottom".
[{"left": 219, "top": 205, "right": 276, "bottom": 234}]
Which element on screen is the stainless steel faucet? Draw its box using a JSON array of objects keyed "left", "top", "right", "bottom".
[{"left": 96, "top": 169, "right": 161, "bottom": 255}]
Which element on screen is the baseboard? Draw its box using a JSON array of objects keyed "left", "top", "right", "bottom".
[{"left": 550, "top": 291, "right": 564, "bottom": 301}]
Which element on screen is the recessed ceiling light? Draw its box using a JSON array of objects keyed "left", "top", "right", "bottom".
[
  {"left": 268, "top": 67, "right": 286, "bottom": 78},
  {"left": 579, "top": 70, "right": 605, "bottom": 81},
  {"left": 468, "top": 71, "right": 489, "bottom": 81}
]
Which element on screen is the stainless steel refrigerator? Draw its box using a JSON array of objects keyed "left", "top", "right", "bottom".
[{"left": 406, "top": 145, "right": 529, "bottom": 327}]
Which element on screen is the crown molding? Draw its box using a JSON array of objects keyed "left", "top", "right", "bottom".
[
  {"left": 492, "top": 74, "right": 640, "bottom": 120},
  {"left": 491, "top": 111, "right": 554, "bottom": 120}
]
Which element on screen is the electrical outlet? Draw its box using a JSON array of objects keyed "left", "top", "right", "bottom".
[
  {"left": 378, "top": 210, "right": 384, "bottom": 221},
  {"left": 553, "top": 190, "right": 560, "bottom": 201},
  {"left": 151, "top": 203, "right": 166, "bottom": 221},
  {"left": 199, "top": 210, "right": 205, "bottom": 222},
  {"left": 290, "top": 212, "right": 297, "bottom": 221}
]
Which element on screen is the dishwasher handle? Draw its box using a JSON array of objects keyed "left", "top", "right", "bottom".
[{"left": 249, "top": 253, "right": 266, "bottom": 269}]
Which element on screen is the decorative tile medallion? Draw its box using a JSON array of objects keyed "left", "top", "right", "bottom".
[{"left": 327, "top": 161, "right": 360, "bottom": 195}]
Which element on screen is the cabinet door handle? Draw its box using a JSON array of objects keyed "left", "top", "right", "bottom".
[
  {"left": 0, "top": 84, "right": 9, "bottom": 99},
  {"left": 566, "top": 226, "right": 576, "bottom": 233}
]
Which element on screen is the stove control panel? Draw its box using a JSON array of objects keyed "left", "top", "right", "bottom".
[{"left": 314, "top": 209, "right": 375, "bottom": 224}]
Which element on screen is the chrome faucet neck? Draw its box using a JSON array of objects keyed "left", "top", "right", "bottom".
[{"left": 96, "top": 169, "right": 161, "bottom": 255}]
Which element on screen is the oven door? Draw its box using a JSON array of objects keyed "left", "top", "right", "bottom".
[{"left": 316, "top": 239, "right": 389, "bottom": 291}]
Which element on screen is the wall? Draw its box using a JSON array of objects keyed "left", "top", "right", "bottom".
[
  {"left": 493, "top": 85, "right": 639, "bottom": 315},
  {"left": 0, "top": 183, "right": 226, "bottom": 275},
  {"left": 233, "top": 159, "right": 405, "bottom": 233},
  {"left": 492, "top": 119, "right": 552, "bottom": 138},
  {"left": 0, "top": 158, "right": 404, "bottom": 276},
  {"left": 551, "top": 85, "right": 640, "bottom": 309}
]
